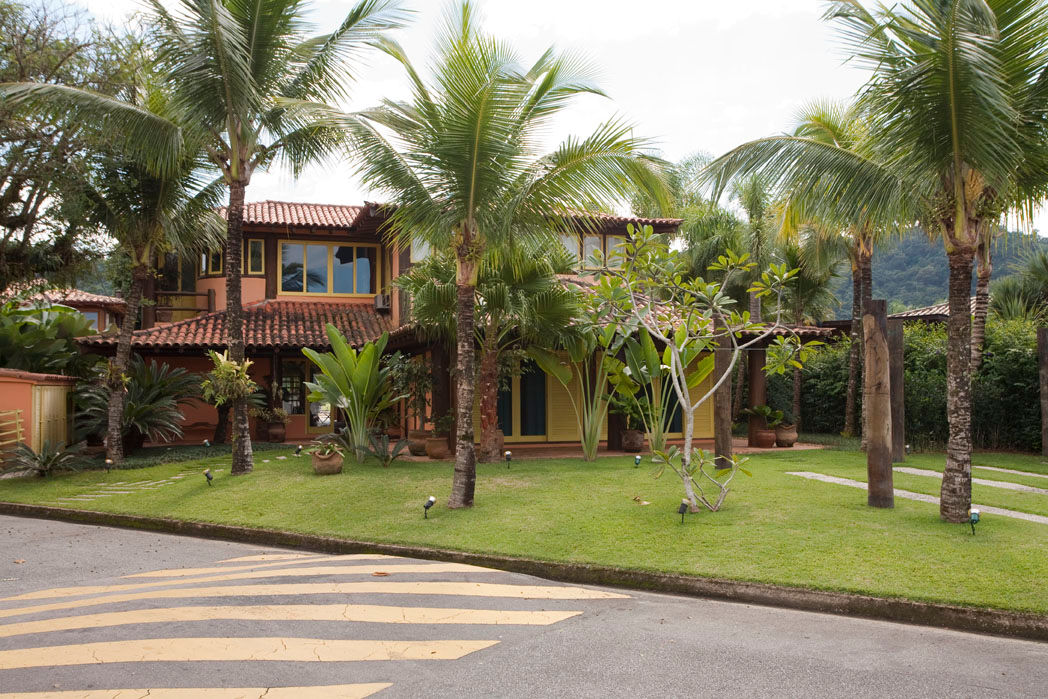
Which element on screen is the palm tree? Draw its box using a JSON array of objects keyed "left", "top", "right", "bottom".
[
  {"left": 704, "top": 0, "right": 1048, "bottom": 522},
  {"left": 341, "top": 1, "right": 668, "bottom": 507},
  {"left": 1, "top": 0, "right": 407, "bottom": 475},
  {"left": 396, "top": 245, "right": 578, "bottom": 461},
  {"left": 779, "top": 237, "right": 843, "bottom": 431},
  {"left": 84, "top": 89, "right": 224, "bottom": 465},
  {"left": 732, "top": 174, "right": 775, "bottom": 321}
]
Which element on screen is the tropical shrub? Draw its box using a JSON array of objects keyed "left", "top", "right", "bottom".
[
  {"left": 76, "top": 356, "right": 200, "bottom": 453},
  {"left": 4, "top": 441, "right": 88, "bottom": 477},
  {"left": 0, "top": 297, "right": 100, "bottom": 377},
  {"left": 303, "top": 326, "right": 400, "bottom": 463}
]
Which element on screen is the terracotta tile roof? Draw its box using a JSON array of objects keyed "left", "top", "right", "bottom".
[
  {"left": 219, "top": 200, "right": 369, "bottom": 229},
  {"left": 889, "top": 297, "right": 976, "bottom": 320},
  {"left": 78, "top": 300, "right": 401, "bottom": 351},
  {"left": 2, "top": 281, "right": 126, "bottom": 311},
  {"left": 584, "top": 211, "right": 683, "bottom": 227}
]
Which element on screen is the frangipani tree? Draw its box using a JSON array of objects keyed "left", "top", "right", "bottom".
[{"left": 591, "top": 225, "right": 819, "bottom": 512}]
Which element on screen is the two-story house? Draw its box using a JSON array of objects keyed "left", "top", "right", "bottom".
[{"left": 79, "top": 200, "right": 715, "bottom": 447}]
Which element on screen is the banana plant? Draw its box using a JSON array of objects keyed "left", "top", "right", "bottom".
[{"left": 303, "top": 326, "right": 403, "bottom": 463}]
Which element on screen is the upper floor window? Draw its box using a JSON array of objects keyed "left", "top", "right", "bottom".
[
  {"left": 200, "top": 249, "right": 223, "bottom": 276},
  {"left": 159, "top": 253, "right": 197, "bottom": 292},
  {"left": 558, "top": 231, "right": 626, "bottom": 268},
  {"left": 409, "top": 238, "right": 431, "bottom": 263},
  {"left": 279, "top": 241, "right": 378, "bottom": 296},
  {"left": 245, "top": 239, "right": 265, "bottom": 275}
]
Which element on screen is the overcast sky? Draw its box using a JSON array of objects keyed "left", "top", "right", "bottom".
[{"left": 76, "top": 0, "right": 1045, "bottom": 233}]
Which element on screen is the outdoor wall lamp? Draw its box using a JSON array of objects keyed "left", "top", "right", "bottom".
[
  {"left": 204, "top": 468, "right": 213, "bottom": 486},
  {"left": 424, "top": 495, "right": 436, "bottom": 518},
  {"left": 969, "top": 508, "right": 980, "bottom": 535},
  {"left": 677, "top": 498, "right": 689, "bottom": 524},
  {"left": 505, "top": 450, "right": 512, "bottom": 468},
  {"left": 634, "top": 455, "right": 642, "bottom": 468}
]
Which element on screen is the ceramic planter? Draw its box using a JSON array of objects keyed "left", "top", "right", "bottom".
[
  {"left": 425, "top": 435, "right": 451, "bottom": 459},
  {"left": 775, "top": 424, "right": 798, "bottom": 448},
  {"left": 753, "top": 428, "right": 777, "bottom": 449},
  {"left": 408, "top": 429, "right": 429, "bottom": 456},
  {"left": 267, "top": 422, "right": 287, "bottom": 443},
  {"left": 621, "top": 429, "right": 645, "bottom": 453},
  {"left": 311, "top": 451, "right": 343, "bottom": 475}
]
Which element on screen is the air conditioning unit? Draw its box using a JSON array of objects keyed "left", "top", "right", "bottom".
[{"left": 374, "top": 293, "right": 391, "bottom": 312}]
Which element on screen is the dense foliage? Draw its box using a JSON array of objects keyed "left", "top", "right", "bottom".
[
  {"left": 773, "top": 319, "right": 1041, "bottom": 452},
  {"left": 0, "top": 296, "right": 99, "bottom": 376}
]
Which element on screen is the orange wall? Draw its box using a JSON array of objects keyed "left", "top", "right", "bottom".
[
  {"left": 0, "top": 371, "right": 75, "bottom": 452},
  {"left": 195, "top": 277, "right": 267, "bottom": 312}
]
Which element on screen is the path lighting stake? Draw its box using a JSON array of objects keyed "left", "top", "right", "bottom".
[
  {"left": 204, "top": 469, "right": 213, "bottom": 486},
  {"left": 203, "top": 439, "right": 210, "bottom": 448},
  {"left": 969, "top": 508, "right": 980, "bottom": 535},
  {"left": 505, "top": 450, "right": 512, "bottom": 468},
  {"left": 634, "top": 455, "right": 642, "bottom": 468},
  {"left": 424, "top": 496, "right": 436, "bottom": 518},
  {"left": 294, "top": 445, "right": 302, "bottom": 456},
  {"left": 677, "top": 499, "right": 689, "bottom": 524},
  {"left": 104, "top": 459, "right": 113, "bottom": 473}
]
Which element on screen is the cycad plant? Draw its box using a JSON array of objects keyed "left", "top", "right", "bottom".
[
  {"left": 303, "top": 326, "right": 400, "bottom": 463},
  {"left": 341, "top": 1, "right": 668, "bottom": 505}
]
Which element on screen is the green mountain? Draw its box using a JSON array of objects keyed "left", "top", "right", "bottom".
[{"left": 830, "top": 230, "right": 1048, "bottom": 318}]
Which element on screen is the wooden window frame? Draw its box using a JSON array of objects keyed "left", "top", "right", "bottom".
[
  {"left": 244, "top": 239, "right": 265, "bottom": 275},
  {"left": 277, "top": 240, "right": 381, "bottom": 298}
]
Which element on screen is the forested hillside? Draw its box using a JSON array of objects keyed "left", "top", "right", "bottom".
[{"left": 829, "top": 230, "right": 1048, "bottom": 318}]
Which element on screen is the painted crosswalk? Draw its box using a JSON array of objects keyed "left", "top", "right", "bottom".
[{"left": 0, "top": 550, "right": 627, "bottom": 696}]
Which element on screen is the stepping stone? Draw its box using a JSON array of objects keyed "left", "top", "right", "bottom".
[
  {"left": 276, "top": 456, "right": 287, "bottom": 460},
  {"left": 894, "top": 466, "right": 1048, "bottom": 496},
  {"left": 786, "top": 471, "right": 1048, "bottom": 525}
]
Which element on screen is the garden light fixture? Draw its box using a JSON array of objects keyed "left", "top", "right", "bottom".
[
  {"left": 104, "top": 459, "right": 113, "bottom": 473},
  {"left": 634, "top": 455, "right": 642, "bottom": 468},
  {"left": 505, "top": 450, "right": 512, "bottom": 468},
  {"left": 424, "top": 495, "right": 436, "bottom": 518},
  {"left": 203, "top": 439, "right": 210, "bottom": 448},
  {"left": 969, "top": 508, "right": 980, "bottom": 535},
  {"left": 204, "top": 468, "right": 213, "bottom": 486},
  {"left": 294, "top": 445, "right": 303, "bottom": 456},
  {"left": 677, "top": 498, "right": 689, "bottom": 524}
]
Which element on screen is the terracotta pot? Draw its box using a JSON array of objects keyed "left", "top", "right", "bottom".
[
  {"left": 425, "top": 435, "right": 451, "bottom": 460},
  {"left": 752, "top": 428, "right": 777, "bottom": 449},
  {"left": 311, "top": 451, "right": 343, "bottom": 475},
  {"left": 267, "top": 422, "right": 287, "bottom": 443},
  {"left": 408, "top": 429, "right": 429, "bottom": 456},
  {"left": 621, "top": 429, "right": 645, "bottom": 453},
  {"left": 386, "top": 425, "right": 403, "bottom": 440},
  {"left": 775, "top": 424, "right": 798, "bottom": 448}
]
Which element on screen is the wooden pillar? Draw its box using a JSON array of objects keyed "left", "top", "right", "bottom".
[
  {"left": 1039, "top": 327, "right": 1048, "bottom": 459},
  {"left": 888, "top": 318, "right": 905, "bottom": 463},
  {"left": 713, "top": 333, "right": 733, "bottom": 466},
  {"left": 864, "top": 300, "right": 894, "bottom": 507},
  {"left": 746, "top": 347, "right": 767, "bottom": 447},
  {"left": 432, "top": 341, "right": 452, "bottom": 448}
]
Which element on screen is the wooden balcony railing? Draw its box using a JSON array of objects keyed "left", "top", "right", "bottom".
[{"left": 144, "top": 289, "right": 216, "bottom": 328}]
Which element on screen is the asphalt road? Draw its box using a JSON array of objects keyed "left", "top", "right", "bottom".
[{"left": 0, "top": 515, "right": 1045, "bottom": 698}]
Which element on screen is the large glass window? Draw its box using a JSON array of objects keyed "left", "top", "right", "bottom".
[
  {"left": 281, "top": 243, "right": 304, "bottom": 292},
  {"left": 306, "top": 244, "right": 328, "bottom": 293},
  {"left": 558, "top": 233, "right": 579, "bottom": 259},
  {"left": 582, "top": 235, "right": 601, "bottom": 265},
  {"left": 281, "top": 361, "right": 306, "bottom": 415},
  {"left": 280, "top": 242, "right": 379, "bottom": 295},
  {"left": 519, "top": 360, "right": 546, "bottom": 436},
  {"left": 159, "top": 253, "right": 196, "bottom": 292},
  {"left": 409, "top": 238, "right": 431, "bottom": 263},
  {"left": 82, "top": 311, "right": 100, "bottom": 331}
]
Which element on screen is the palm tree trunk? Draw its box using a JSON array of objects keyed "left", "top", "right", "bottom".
[
  {"left": 476, "top": 334, "right": 500, "bottom": 463},
  {"left": 449, "top": 255, "right": 478, "bottom": 508},
  {"left": 843, "top": 262, "right": 862, "bottom": 437},
  {"left": 971, "top": 239, "right": 992, "bottom": 370},
  {"left": 105, "top": 263, "right": 149, "bottom": 463},
  {"left": 225, "top": 180, "right": 253, "bottom": 476},
  {"left": 941, "top": 248, "right": 975, "bottom": 522},
  {"left": 859, "top": 246, "right": 872, "bottom": 449}
]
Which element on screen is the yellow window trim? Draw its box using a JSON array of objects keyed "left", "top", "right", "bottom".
[
  {"left": 244, "top": 239, "right": 265, "bottom": 275},
  {"left": 277, "top": 240, "right": 382, "bottom": 297}
]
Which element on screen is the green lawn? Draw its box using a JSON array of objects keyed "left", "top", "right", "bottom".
[{"left": 2, "top": 446, "right": 1047, "bottom": 615}]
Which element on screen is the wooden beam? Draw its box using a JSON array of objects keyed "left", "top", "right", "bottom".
[
  {"left": 888, "top": 318, "right": 905, "bottom": 463},
  {"left": 864, "top": 300, "right": 893, "bottom": 507}
]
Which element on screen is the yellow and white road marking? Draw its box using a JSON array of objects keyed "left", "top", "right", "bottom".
[
  {"left": 0, "top": 604, "right": 582, "bottom": 637},
  {"left": 0, "top": 685, "right": 393, "bottom": 699},
  {"left": 2, "top": 562, "right": 494, "bottom": 602},
  {"left": 218, "top": 552, "right": 329, "bottom": 563},
  {"left": 0, "top": 637, "right": 500, "bottom": 669},
  {"left": 0, "top": 580, "right": 627, "bottom": 620},
  {"left": 122, "top": 554, "right": 392, "bottom": 578}
]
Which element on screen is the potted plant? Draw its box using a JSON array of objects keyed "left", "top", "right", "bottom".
[
  {"left": 309, "top": 441, "right": 344, "bottom": 475},
  {"left": 386, "top": 352, "right": 432, "bottom": 456},
  {"left": 426, "top": 413, "right": 454, "bottom": 460},
  {"left": 741, "top": 405, "right": 781, "bottom": 448},
  {"left": 250, "top": 406, "right": 290, "bottom": 443},
  {"left": 774, "top": 414, "right": 798, "bottom": 448},
  {"left": 609, "top": 394, "right": 646, "bottom": 453}
]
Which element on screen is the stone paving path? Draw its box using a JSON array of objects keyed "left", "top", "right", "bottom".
[
  {"left": 894, "top": 466, "right": 1048, "bottom": 495},
  {"left": 786, "top": 471, "right": 1048, "bottom": 525},
  {"left": 974, "top": 464, "right": 1048, "bottom": 480},
  {"left": 42, "top": 469, "right": 216, "bottom": 506}
]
